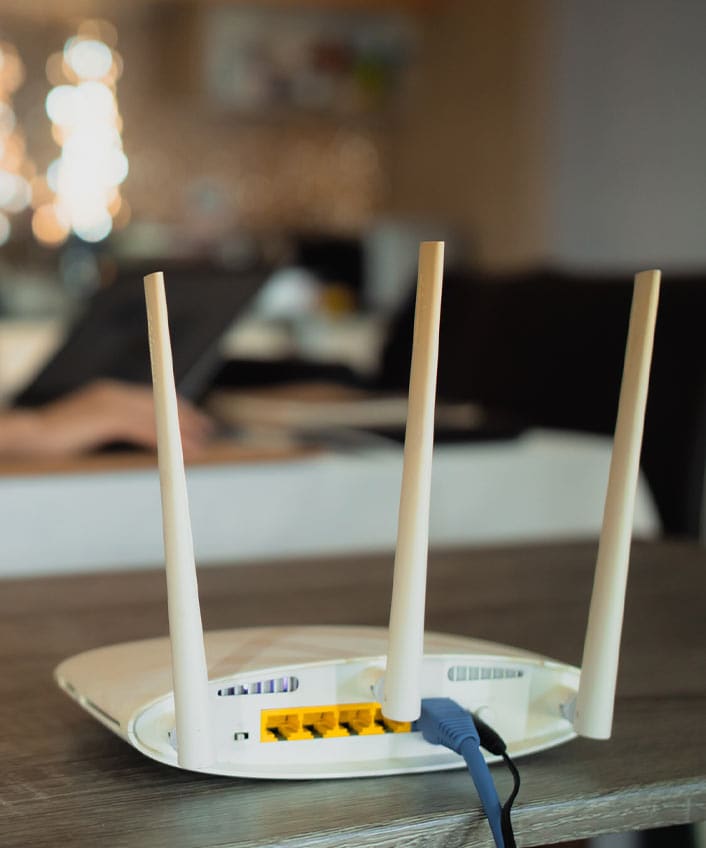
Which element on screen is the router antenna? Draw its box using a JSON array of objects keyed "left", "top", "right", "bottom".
[
  {"left": 382, "top": 241, "right": 444, "bottom": 722},
  {"left": 144, "top": 272, "right": 213, "bottom": 769},
  {"left": 574, "top": 269, "right": 661, "bottom": 739}
]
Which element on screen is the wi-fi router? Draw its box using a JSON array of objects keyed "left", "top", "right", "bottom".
[{"left": 55, "top": 243, "right": 661, "bottom": 779}]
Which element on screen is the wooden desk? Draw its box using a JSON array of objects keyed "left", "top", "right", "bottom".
[{"left": 1, "top": 541, "right": 704, "bottom": 847}]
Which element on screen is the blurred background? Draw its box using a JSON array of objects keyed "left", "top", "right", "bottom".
[
  {"left": 2, "top": 9, "right": 704, "bottom": 844},
  {"left": 0, "top": 0, "right": 705, "bottom": 579},
  {"left": 0, "top": 0, "right": 704, "bottom": 320}
]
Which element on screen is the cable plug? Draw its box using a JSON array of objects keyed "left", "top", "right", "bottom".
[
  {"left": 415, "top": 698, "right": 504, "bottom": 848},
  {"left": 473, "top": 713, "right": 519, "bottom": 848},
  {"left": 472, "top": 713, "right": 507, "bottom": 757},
  {"left": 414, "top": 697, "right": 480, "bottom": 752}
]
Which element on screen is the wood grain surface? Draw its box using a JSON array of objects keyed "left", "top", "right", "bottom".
[{"left": 1, "top": 541, "right": 704, "bottom": 847}]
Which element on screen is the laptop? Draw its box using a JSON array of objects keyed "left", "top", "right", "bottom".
[{"left": 13, "top": 264, "right": 268, "bottom": 408}]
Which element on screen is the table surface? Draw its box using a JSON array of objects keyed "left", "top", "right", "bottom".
[{"left": 1, "top": 540, "right": 704, "bottom": 848}]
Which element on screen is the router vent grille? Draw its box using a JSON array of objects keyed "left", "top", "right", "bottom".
[
  {"left": 447, "top": 665, "right": 524, "bottom": 682},
  {"left": 217, "top": 676, "right": 299, "bottom": 697}
]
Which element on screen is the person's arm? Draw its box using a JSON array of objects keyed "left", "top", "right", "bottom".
[
  {"left": 0, "top": 408, "right": 42, "bottom": 456},
  {"left": 0, "top": 380, "right": 212, "bottom": 458}
]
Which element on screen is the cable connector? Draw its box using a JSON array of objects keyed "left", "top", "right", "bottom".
[
  {"left": 473, "top": 712, "right": 519, "bottom": 848},
  {"left": 414, "top": 697, "right": 480, "bottom": 752},
  {"left": 415, "top": 698, "right": 504, "bottom": 848},
  {"left": 473, "top": 712, "right": 507, "bottom": 757}
]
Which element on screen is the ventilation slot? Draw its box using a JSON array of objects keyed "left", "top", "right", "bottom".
[
  {"left": 218, "top": 676, "right": 299, "bottom": 696},
  {"left": 447, "top": 665, "right": 524, "bottom": 682}
]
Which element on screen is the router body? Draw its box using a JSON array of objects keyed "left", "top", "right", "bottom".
[
  {"left": 55, "top": 625, "right": 578, "bottom": 779},
  {"left": 54, "top": 251, "right": 661, "bottom": 782}
]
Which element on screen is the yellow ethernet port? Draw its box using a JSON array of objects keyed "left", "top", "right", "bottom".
[{"left": 261, "top": 702, "right": 412, "bottom": 742}]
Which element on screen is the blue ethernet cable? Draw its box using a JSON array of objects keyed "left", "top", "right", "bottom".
[{"left": 414, "top": 698, "right": 505, "bottom": 848}]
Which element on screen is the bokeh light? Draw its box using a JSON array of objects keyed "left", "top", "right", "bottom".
[
  {"left": 31, "top": 202, "right": 70, "bottom": 246},
  {"left": 29, "top": 175, "right": 53, "bottom": 209},
  {"left": 78, "top": 19, "right": 118, "bottom": 50},
  {"left": 0, "top": 211, "right": 10, "bottom": 246},
  {"left": 0, "top": 41, "right": 35, "bottom": 242},
  {"left": 64, "top": 39, "right": 113, "bottom": 81},
  {"left": 41, "top": 23, "right": 127, "bottom": 245},
  {"left": 0, "top": 42, "right": 25, "bottom": 95}
]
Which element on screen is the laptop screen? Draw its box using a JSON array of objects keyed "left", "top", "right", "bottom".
[{"left": 13, "top": 265, "right": 268, "bottom": 407}]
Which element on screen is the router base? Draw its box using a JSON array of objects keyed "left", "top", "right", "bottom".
[{"left": 56, "top": 625, "right": 578, "bottom": 779}]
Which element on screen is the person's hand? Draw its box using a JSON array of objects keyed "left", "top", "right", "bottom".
[{"left": 0, "top": 379, "right": 213, "bottom": 458}]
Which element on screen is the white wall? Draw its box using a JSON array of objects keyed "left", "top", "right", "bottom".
[{"left": 547, "top": 0, "right": 706, "bottom": 270}]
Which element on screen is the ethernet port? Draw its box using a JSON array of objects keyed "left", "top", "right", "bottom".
[
  {"left": 375, "top": 707, "right": 412, "bottom": 734},
  {"left": 301, "top": 709, "right": 349, "bottom": 739},
  {"left": 339, "top": 705, "right": 384, "bottom": 736},
  {"left": 262, "top": 711, "right": 313, "bottom": 742}
]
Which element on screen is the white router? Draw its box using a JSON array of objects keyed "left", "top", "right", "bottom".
[{"left": 55, "top": 243, "right": 661, "bottom": 779}]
